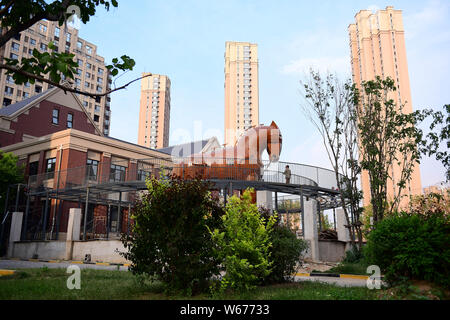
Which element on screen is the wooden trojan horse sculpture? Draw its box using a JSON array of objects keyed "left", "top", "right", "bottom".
[{"left": 172, "top": 121, "right": 282, "bottom": 199}]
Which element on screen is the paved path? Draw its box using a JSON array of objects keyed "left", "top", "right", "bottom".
[
  {"left": 0, "top": 259, "right": 129, "bottom": 271},
  {"left": 294, "top": 275, "right": 369, "bottom": 287}
]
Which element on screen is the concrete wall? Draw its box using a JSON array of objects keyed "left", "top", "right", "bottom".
[
  {"left": 303, "top": 199, "right": 319, "bottom": 262},
  {"left": 7, "top": 208, "right": 128, "bottom": 264},
  {"left": 72, "top": 240, "right": 129, "bottom": 264},
  {"left": 10, "top": 240, "right": 129, "bottom": 263},
  {"left": 7, "top": 212, "right": 23, "bottom": 257},
  {"left": 11, "top": 239, "right": 347, "bottom": 264},
  {"left": 336, "top": 208, "right": 351, "bottom": 242},
  {"left": 12, "top": 241, "right": 66, "bottom": 260},
  {"left": 318, "top": 240, "right": 347, "bottom": 262},
  {"left": 256, "top": 191, "right": 273, "bottom": 210}
]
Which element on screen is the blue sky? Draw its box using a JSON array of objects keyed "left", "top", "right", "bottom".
[{"left": 76, "top": 0, "right": 450, "bottom": 187}]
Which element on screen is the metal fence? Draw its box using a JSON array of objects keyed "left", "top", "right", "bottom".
[
  {"left": 27, "top": 158, "right": 171, "bottom": 194},
  {"left": 27, "top": 158, "right": 337, "bottom": 193},
  {"left": 261, "top": 160, "right": 340, "bottom": 190}
]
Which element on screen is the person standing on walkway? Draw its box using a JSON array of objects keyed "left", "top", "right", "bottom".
[{"left": 283, "top": 165, "right": 291, "bottom": 184}]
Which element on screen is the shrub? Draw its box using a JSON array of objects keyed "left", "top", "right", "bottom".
[
  {"left": 210, "top": 189, "right": 276, "bottom": 292},
  {"left": 342, "top": 245, "right": 364, "bottom": 264},
  {"left": 410, "top": 192, "right": 450, "bottom": 218},
  {"left": 265, "top": 225, "right": 308, "bottom": 283},
  {"left": 365, "top": 211, "right": 450, "bottom": 288},
  {"left": 258, "top": 207, "right": 308, "bottom": 283},
  {"left": 121, "top": 176, "right": 224, "bottom": 294}
]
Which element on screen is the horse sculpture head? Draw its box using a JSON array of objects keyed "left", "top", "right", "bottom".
[
  {"left": 232, "top": 120, "right": 282, "bottom": 165},
  {"left": 266, "top": 121, "right": 282, "bottom": 163}
]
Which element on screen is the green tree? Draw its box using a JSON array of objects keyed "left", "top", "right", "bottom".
[
  {"left": 210, "top": 189, "right": 276, "bottom": 292},
  {"left": 320, "top": 212, "right": 333, "bottom": 231},
  {"left": 120, "top": 176, "right": 224, "bottom": 294},
  {"left": 0, "top": 150, "right": 24, "bottom": 214},
  {"left": 421, "top": 104, "right": 450, "bottom": 181},
  {"left": 300, "top": 70, "right": 363, "bottom": 248},
  {"left": 354, "top": 76, "right": 434, "bottom": 225},
  {"left": 0, "top": 0, "right": 147, "bottom": 98}
]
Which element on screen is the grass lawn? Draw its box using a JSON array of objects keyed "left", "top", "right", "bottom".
[{"left": 0, "top": 267, "right": 390, "bottom": 300}]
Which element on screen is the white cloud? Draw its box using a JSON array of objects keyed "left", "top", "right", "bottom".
[
  {"left": 277, "top": 26, "right": 352, "bottom": 78},
  {"left": 413, "top": 0, "right": 448, "bottom": 23},
  {"left": 281, "top": 56, "right": 351, "bottom": 77},
  {"left": 405, "top": 0, "right": 450, "bottom": 40}
]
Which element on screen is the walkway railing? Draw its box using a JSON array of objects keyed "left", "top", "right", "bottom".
[
  {"left": 262, "top": 160, "right": 340, "bottom": 191},
  {"left": 27, "top": 158, "right": 334, "bottom": 194}
]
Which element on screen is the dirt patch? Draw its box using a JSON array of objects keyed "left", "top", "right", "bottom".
[
  {"left": 411, "top": 280, "right": 434, "bottom": 292},
  {"left": 297, "top": 261, "right": 338, "bottom": 273}
]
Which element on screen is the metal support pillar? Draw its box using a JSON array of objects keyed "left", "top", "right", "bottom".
[
  {"left": 127, "top": 203, "right": 131, "bottom": 236},
  {"left": 300, "top": 188, "right": 305, "bottom": 238},
  {"left": 83, "top": 187, "right": 89, "bottom": 241},
  {"left": 318, "top": 202, "right": 322, "bottom": 232},
  {"left": 42, "top": 192, "right": 49, "bottom": 240},
  {"left": 21, "top": 193, "right": 30, "bottom": 240},
  {"left": 55, "top": 199, "right": 63, "bottom": 240},
  {"left": 224, "top": 188, "right": 227, "bottom": 207},
  {"left": 14, "top": 184, "right": 20, "bottom": 212},
  {"left": 3, "top": 186, "right": 10, "bottom": 218},
  {"left": 275, "top": 192, "right": 278, "bottom": 212},
  {"left": 117, "top": 192, "right": 122, "bottom": 234},
  {"left": 333, "top": 208, "right": 336, "bottom": 231},
  {"left": 106, "top": 204, "right": 110, "bottom": 239}
]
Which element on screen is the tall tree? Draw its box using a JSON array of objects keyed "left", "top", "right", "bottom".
[
  {"left": 300, "top": 69, "right": 363, "bottom": 249},
  {"left": 353, "top": 76, "right": 434, "bottom": 224},
  {"left": 0, "top": 0, "right": 148, "bottom": 98}
]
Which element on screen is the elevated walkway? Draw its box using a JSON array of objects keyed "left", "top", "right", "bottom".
[{"left": 26, "top": 158, "right": 343, "bottom": 210}]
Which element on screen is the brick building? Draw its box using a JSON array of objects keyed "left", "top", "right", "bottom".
[
  {"left": 1, "top": 88, "right": 172, "bottom": 241},
  {"left": 0, "top": 87, "right": 102, "bottom": 148}
]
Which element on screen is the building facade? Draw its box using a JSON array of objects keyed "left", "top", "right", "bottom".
[
  {"left": 3, "top": 128, "right": 172, "bottom": 242},
  {"left": 224, "top": 41, "right": 259, "bottom": 146},
  {"left": 137, "top": 73, "right": 171, "bottom": 149},
  {"left": 1, "top": 85, "right": 171, "bottom": 244},
  {"left": 157, "top": 137, "right": 221, "bottom": 160},
  {"left": 348, "top": 6, "right": 422, "bottom": 207},
  {"left": 0, "top": 20, "right": 112, "bottom": 135},
  {"left": 0, "top": 87, "right": 102, "bottom": 148}
]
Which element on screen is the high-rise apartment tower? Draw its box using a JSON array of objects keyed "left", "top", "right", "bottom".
[
  {"left": 0, "top": 20, "right": 112, "bottom": 135},
  {"left": 349, "top": 6, "right": 422, "bottom": 207},
  {"left": 138, "top": 73, "right": 171, "bottom": 149},
  {"left": 224, "top": 41, "right": 259, "bottom": 146}
]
